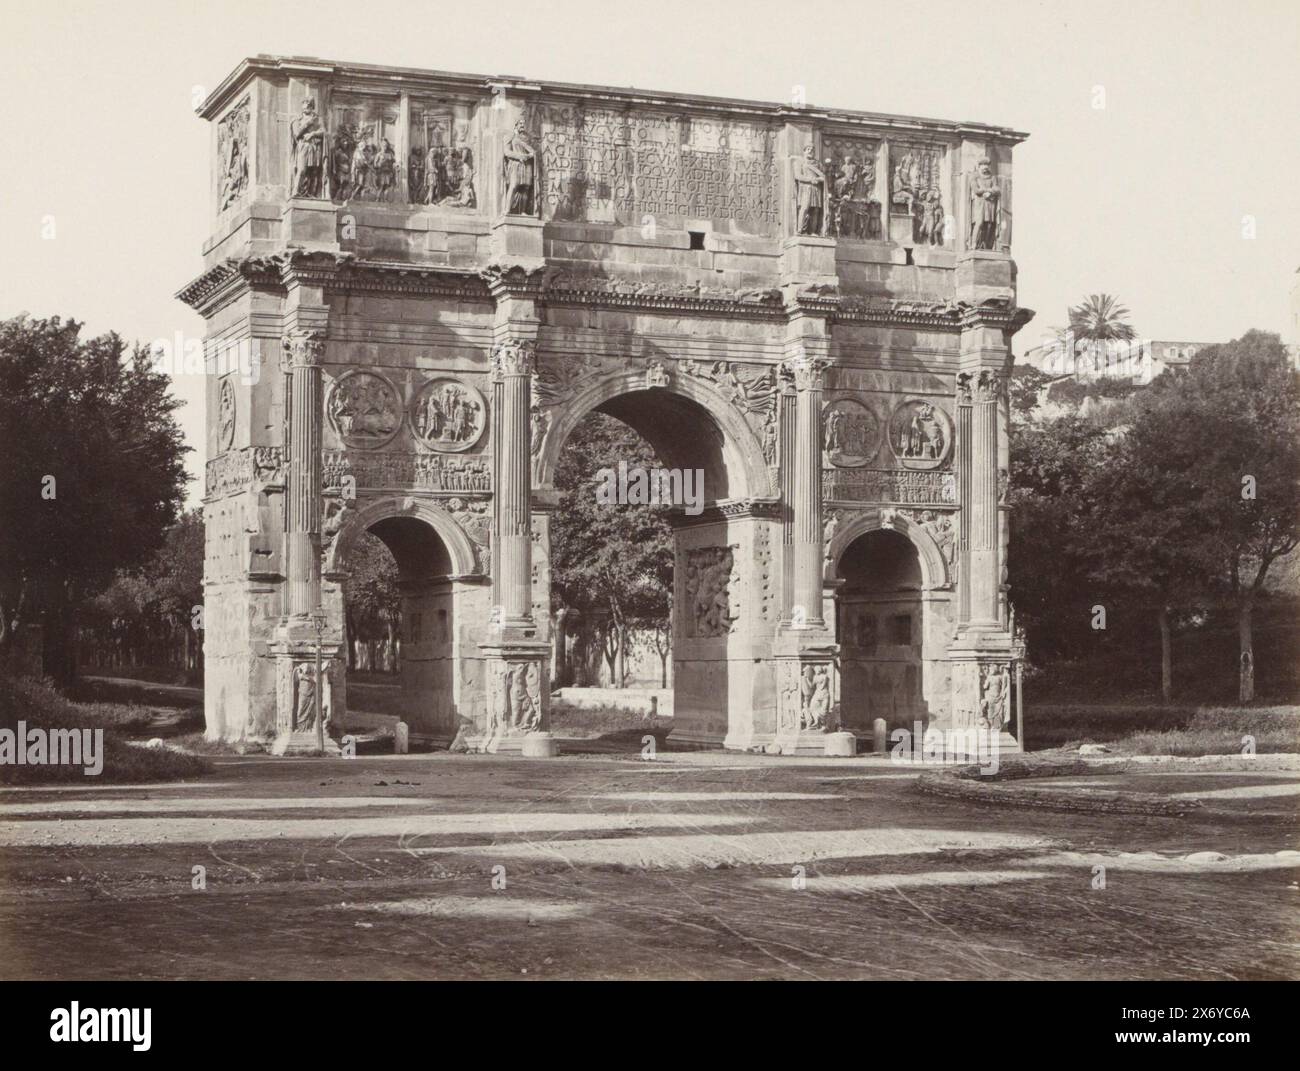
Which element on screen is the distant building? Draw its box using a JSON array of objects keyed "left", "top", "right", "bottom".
[{"left": 1020, "top": 337, "right": 1218, "bottom": 385}]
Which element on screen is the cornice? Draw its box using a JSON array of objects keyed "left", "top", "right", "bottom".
[
  {"left": 196, "top": 55, "right": 1029, "bottom": 147},
  {"left": 178, "top": 253, "right": 1033, "bottom": 334}
]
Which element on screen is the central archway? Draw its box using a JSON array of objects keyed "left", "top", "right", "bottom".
[{"left": 537, "top": 372, "right": 775, "bottom": 748}]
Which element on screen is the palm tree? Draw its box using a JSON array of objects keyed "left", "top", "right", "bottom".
[
  {"left": 1061, "top": 293, "right": 1137, "bottom": 377},
  {"left": 1068, "top": 293, "right": 1136, "bottom": 341}
]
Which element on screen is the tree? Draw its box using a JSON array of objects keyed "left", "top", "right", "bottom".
[
  {"left": 341, "top": 532, "right": 401, "bottom": 672},
  {"left": 1008, "top": 364, "right": 1054, "bottom": 417},
  {"left": 0, "top": 315, "right": 188, "bottom": 681},
  {"left": 1068, "top": 293, "right": 1136, "bottom": 341},
  {"left": 550, "top": 413, "right": 673, "bottom": 688},
  {"left": 1008, "top": 413, "right": 1111, "bottom": 662},
  {"left": 1133, "top": 331, "right": 1300, "bottom": 701},
  {"left": 83, "top": 509, "right": 205, "bottom": 676},
  {"left": 1081, "top": 436, "right": 1211, "bottom": 700}
]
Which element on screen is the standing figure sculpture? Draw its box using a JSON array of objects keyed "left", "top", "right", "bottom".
[
  {"left": 374, "top": 138, "right": 397, "bottom": 201},
  {"left": 968, "top": 157, "right": 1001, "bottom": 250},
  {"left": 292, "top": 661, "right": 331, "bottom": 734},
  {"left": 408, "top": 147, "right": 426, "bottom": 205},
  {"left": 502, "top": 119, "right": 536, "bottom": 216},
  {"left": 290, "top": 98, "right": 325, "bottom": 198},
  {"left": 792, "top": 145, "right": 826, "bottom": 236}
]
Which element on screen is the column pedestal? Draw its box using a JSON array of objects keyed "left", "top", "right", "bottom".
[{"left": 473, "top": 639, "right": 555, "bottom": 755}]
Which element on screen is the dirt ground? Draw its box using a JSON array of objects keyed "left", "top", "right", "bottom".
[{"left": 1, "top": 749, "right": 1296, "bottom": 980}]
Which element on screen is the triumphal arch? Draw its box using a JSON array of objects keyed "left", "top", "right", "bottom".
[{"left": 180, "top": 56, "right": 1032, "bottom": 755}]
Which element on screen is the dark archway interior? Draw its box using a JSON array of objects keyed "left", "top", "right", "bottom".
[
  {"left": 837, "top": 528, "right": 927, "bottom": 732},
  {"left": 366, "top": 516, "right": 452, "bottom": 582},
  {"left": 838, "top": 528, "right": 922, "bottom": 592},
  {"left": 595, "top": 388, "right": 731, "bottom": 503}
]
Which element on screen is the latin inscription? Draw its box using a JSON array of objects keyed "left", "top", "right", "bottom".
[{"left": 533, "top": 105, "right": 779, "bottom": 227}]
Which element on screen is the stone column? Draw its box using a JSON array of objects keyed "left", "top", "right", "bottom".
[
  {"left": 284, "top": 330, "right": 324, "bottom": 620},
  {"left": 785, "top": 354, "right": 828, "bottom": 628},
  {"left": 492, "top": 338, "right": 536, "bottom": 628},
  {"left": 956, "top": 373, "right": 973, "bottom": 626},
  {"left": 968, "top": 369, "right": 1002, "bottom": 629}
]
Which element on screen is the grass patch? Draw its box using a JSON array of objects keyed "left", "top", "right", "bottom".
[
  {"left": 549, "top": 703, "right": 671, "bottom": 739},
  {"left": 0, "top": 674, "right": 212, "bottom": 784},
  {"left": 1026, "top": 701, "right": 1299, "bottom": 755}
]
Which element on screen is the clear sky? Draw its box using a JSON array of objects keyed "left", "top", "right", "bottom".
[{"left": 2, "top": 0, "right": 1297, "bottom": 506}]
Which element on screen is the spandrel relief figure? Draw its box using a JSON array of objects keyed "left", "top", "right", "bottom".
[
  {"left": 289, "top": 98, "right": 325, "bottom": 198},
  {"left": 502, "top": 120, "right": 536, "bottom": 216},
  {"left": 792, "top": 145, "right": 826, "bottom": 236},
  {"left": 968, "top": 157, "right": 1001, "bottom": 250}
]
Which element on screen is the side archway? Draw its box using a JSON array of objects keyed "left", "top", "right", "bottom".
[
  {"left": 324, "top": 495, "right": 480, "bottom": 579},
  {"left": 826, "top": 506, "right": 951, "bottom": 591}
]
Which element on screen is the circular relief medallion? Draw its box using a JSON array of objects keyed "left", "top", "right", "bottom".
[
  {"left": 217, "top": 378, "right": 236, "bottom": 452},
  {"left": 822, "top": 397, "right": 881, "bottom": 468},
  {"left": 888, "top": 398, "right": 953, "bottom": 469},
  {"left": 410, "top": 377, "right": 487, "bottom": 452},
  {"left": 327, "top": 370, "right": 402, "bottom": 449}
]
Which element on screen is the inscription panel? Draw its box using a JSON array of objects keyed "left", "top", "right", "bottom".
[{"left": 533, "top": 105, "right": 780, "bottom": 229}]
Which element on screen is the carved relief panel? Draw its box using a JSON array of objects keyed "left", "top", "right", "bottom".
[
  {"left": 217, "top": 98, "right": 249, "bottom": 212},
  {"left": 329, "top": 96, "right": 400, "bottom": 202},
  {"left": 410, "top": 102, "right": 476, "bottom": 207},
  {"left": 822, "top": 134, "right": 883, "bottom": 239},
  {"left": 684, "top": 545, "right": 741, "bottom": 638},
  {"left": 889, "top": 142, "right": 946, "bottom": 246},
  {"left": 822, "top": 397, "right": 881, "bottom": 468}
]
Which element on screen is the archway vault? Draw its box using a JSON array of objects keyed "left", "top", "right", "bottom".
[
  {"left": 827, "top": 506, "right": 952, "bottom": 592},
  {"left": 325, "top": 495, "right": 480, "bottom": 579},
  {"left": 533, "top": 370, "right": 776, "bottom": 502}
]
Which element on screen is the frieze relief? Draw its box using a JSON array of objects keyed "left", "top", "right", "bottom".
[
  {"left": 217, "top": 98, "right": 249, "bottom": 212},
  {"left": 823, "top": 467, "right": 956, "bottom": 505},
  {"left": 205, "top": 446, "right": 283, "bottom": 499},
  {"left": 322, "top": 451, "right": 491, "bottom": 493},
  {"left": 684, "top": 545, "right": 741, "bottom": 638}
]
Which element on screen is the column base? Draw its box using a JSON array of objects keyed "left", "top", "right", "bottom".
[
  {"left": 470, "top": 730, "right": 560, "bottom": 757},
  {"left": 270, "top": 730, "right": 341, "bottom": 757}
]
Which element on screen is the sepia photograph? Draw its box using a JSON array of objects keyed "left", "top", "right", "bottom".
[{"left": 0, "top": 0, "right": 1296, "bottom": 1051}]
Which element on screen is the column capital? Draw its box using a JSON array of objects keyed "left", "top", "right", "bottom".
[
  {"left": 283, "top": 330, "right": 325, "bottom": 368},
  {"left": 779, "top": 354, "right": 829, "bottom": 392},
  {"left": 491, "top": 337, "right": 537, "bottom": 379}
]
